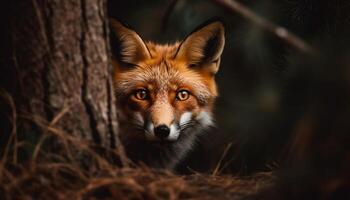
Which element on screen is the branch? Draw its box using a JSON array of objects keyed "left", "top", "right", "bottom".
[{"left": 210, "top": 0, "right": 316, "bottom": 55}]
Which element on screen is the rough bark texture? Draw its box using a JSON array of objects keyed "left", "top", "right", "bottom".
[{"left": 4, "top": 0, "right": 117, "bottom": 147}]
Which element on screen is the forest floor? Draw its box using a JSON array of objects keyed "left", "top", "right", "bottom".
[
  {"left": 0, "top": 161, "right": 274, "bottom": 199},
  {"left": 0, "top": 114, "right": 348, "bottom": 200},
  {"left": 0, "top": 127, "right": 276, "bottom": 200}
]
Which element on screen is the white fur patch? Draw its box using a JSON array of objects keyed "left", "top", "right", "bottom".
[
  {"left": 196, "top": 111, "right": 213, "bottom": 127},
  {"left": 179, "top": 112, "right": 192, "bottom": 126},
  {"left": 133, "top": 112, "right": 144, "bottom": 126},
  {"left": 145, "top": 122, "right": 155, "bottom": 140},
  {"left": 168, "top": 123, "right": 180, "bottom": 141}
]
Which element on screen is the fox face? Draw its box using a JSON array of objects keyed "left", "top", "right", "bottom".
[{"left": 110, "top": 19, "right": 225, "bottom": 168}]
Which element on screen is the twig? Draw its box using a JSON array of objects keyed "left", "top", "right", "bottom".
[
  {"left": 210, "top": 0, "right": 316, "bottom": 55},
  {"left": 0, "top": 90, "right": 18, "bottom": 166},
  {"left": 212, "top": 142, "right": 233, "bottom": 176}
]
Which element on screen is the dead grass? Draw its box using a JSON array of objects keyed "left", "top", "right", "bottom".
[
  {"left": 0, "top": 162, "right": 274, "bottom": 200},
  {"left": 0, "top": 136, "right": 274, "bottom": 200},
  {"left": 0, "top": 96, "right": 275, "bottom": 200}
]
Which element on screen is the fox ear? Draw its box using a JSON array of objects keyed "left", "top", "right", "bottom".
[
  {"left": 175, "top": 20, "right": 225, "bottom": 75},
  {"left": 109, "top": 19, "right": 151, "bottom": 65}
]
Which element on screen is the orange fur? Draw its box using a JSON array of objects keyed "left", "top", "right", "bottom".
[{"left": 110, "top": 19, "right": 225, "bottom": 168}]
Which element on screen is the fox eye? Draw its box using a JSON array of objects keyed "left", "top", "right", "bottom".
[
  {"left": 176, "top": 90, "right": 190, "bottom": 101},
  {"left": 134, "top": 89, "right": 148, "bottom": 100}
]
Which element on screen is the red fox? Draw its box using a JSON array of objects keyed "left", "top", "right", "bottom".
[{"left": 110, "top": 19, "right": 225, "bottom": 169}]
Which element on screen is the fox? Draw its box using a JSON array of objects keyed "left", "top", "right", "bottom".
[{"left": 110, "top": 18, "right": 225, "bottom": 169}]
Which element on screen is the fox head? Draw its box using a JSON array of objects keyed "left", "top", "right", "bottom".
[{"left": 110, "top": 19, "right": 225, "bottom": 144}]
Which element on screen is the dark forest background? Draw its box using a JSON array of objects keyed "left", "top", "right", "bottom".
[
  {"left": 0, "top": 0, "right": 349, "bottom": 199},
  {"left": 1, "top": 0, "right": 349, "bottom": 172},
  {"left": 109, "top": 0, "right": 350, "bottom": 174}
]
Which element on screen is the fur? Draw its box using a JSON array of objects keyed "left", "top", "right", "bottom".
[{"left": 110, "top": 19, "right": 225, "bottom": 169}]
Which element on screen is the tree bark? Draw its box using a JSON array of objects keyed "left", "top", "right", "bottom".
[{"left": 1, "top": 0, "right": 118, "bottom": 148}]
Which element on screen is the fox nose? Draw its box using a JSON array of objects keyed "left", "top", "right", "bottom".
[{"left": 154, "top": 125, "right": 170, "bottom": 139}]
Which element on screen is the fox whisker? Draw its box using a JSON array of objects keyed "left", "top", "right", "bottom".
[
  {"left": 180, "top": 121, "right": 198, "bottom": 131},
  {"left": 126, "top": 122, "right": 146, "bottom": 132}
]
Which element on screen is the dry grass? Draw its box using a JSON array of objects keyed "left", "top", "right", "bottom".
[
  {"left": 0, "top": 96, "right": 275, "bottom": 200},
  {"left": 0, "top": 162, "right": 274, "bottom": 200},
  {"left": 0, "top": 137, "right": 274, "bottom": 200}
]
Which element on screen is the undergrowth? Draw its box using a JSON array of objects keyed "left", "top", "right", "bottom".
[{"left": 0, "top": 103, "right": 274, "bottom": 200}]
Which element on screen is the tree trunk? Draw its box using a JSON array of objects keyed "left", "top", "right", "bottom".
[{"left": 1, "top": 0, "right": 118, "bottom": 149}]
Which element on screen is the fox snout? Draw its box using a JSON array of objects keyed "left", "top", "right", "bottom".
[
  {"left": 128, "top": 96, "right": 197, "bottom": 142},
  {"left": 153, "top": 125, "right": 171, "bottom": 139},
  {"left": 142, "top": 110, "right": 193, "bottom": 141},
  {"left": 146, "top": 98, "right": 179, "bottom": 141},
  {"left": 144, "top": 101, "right": 180, "bottom": 141},
  {"left": 146, "top": 123, "right": 176, "bottom": 141}
]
